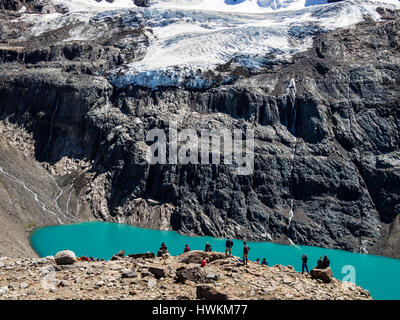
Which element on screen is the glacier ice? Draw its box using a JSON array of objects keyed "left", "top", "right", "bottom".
[{"left": 32, "top": 0, "right": 400, "bottom": 89}]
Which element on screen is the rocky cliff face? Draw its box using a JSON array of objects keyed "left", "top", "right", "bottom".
[{"left": 0, "top": 1, "right": 399, "bottom": 258}]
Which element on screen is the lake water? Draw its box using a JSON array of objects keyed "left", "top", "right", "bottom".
[{"left": 30, "top": 221, "right": 400, "bottom": 300}]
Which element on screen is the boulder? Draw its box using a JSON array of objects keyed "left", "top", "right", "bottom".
[
  {"left": 147, "top": 278, "right": 157, "bottom": 289},
  {"left": 54, "top": 250, "right": 76, "bottom": 265},
  {"left": 178, "top": 251, "right": 227, "bottom": 264},
  {"left": 196, "top": 285, "right": 228, "bottom": 300},
  {"left": 175, "top": 265, "right": 209, "bottom": 284},
  {"left": 148, "top": 266, "right": 170, "bottom": 279},
  {"left": 128, "top": 253, "right": 155, "bottom": 259},
  {"left": 310, "top": 267, "right": 333, "bottom": 283},
  {"left": 141, "top": 271, "right": 153, "bottom": 278},
  {"left": 206, "top": 273, "right": 219, "bottom": 281},
  {"left": 121, "top": 269, "right": 138, "bottom": 279}
]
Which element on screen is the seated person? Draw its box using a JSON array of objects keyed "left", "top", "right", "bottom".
[
  {"left": 317, "top": 256, "right": 324, "bottom": 269},
  {"left": 322, "top": 255, "right": 330, "bottom": 268},
  {"left": 204, "top": 242, "right": 212, "bottom": 252}
]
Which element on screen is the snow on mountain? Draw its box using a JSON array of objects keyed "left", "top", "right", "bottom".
[
  {"left": 109, "top": 0, "right": 400, "bottom": 89},
  {"left": 54, "top": 0, "right": 400, "bottom": 13},
  {"left": 31, "top": 0, "right": 400, "bottom": 89}
]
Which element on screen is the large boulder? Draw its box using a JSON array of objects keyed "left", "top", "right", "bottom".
[
  {"left": 196, "top": 285, "right": 228, "bottom": 300},
  {"left": 148, "top": 266, "right": 171, "bottom": 279},
  {"left": 121, "top": 269, "right": 138, "bottom": 279},
  {"left": 55, "top": 250, "right": 76, "bottom": 265},
  {"left": 175, "top": 264, "right": 209, "bottom": 284},
  {"left": 310, "top": 267, "right": 333, "bottom": 283},
  {"left": 128, "top": 253, "right": 155, "bottom": 259},
  {"left": 178, "top": 251, "right": 227, "bottom": 264}
]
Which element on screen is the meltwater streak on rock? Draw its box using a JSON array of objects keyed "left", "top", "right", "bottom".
[
  {"left": 44, "top": 97, "right": 60, "bottom": 161},
  {"left": 52, "top": 178, "right": 80, "bottom": 223},
  {"left": 0, "top": 166, "right": 62, "bottom": 224},
  {"left": 66, "top": 186, "right": 74, "bottom": 218}
]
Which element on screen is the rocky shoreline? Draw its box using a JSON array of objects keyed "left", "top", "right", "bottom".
[{"left": 0, "top": 250, "right": 371, "bottom": 300}]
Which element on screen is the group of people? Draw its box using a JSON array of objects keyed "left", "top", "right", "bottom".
[
  {"left": 301, "top": 254, "right": 330, "bottom": 274},
  {"left": 77, "top": 256, "right": 103, "bottom": 262},
  {"left": 163, "top": 240, "right": 331, "bottom": 272},
  {"left": 172, "top": 238, "right": 257, "bottom": 266}
]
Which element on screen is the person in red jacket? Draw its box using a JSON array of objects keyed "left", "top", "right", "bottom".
[{"left": 184, "top": 244, "right": 190, "bottom": 253}]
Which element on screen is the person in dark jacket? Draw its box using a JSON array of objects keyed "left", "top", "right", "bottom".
[
  {"left": 225, "top": 238, "right": 233, "bottom": 256},
  {"left": 184, "top": 244, "right": 190, "bottom": 253},
  {"left": 261, "top": 258, "right": 268, "bottom": 266},
  {"left": 157, "top": 242, "right": 169, "bottom": 257},
  {"left": 205, "top": 242, "right": 212, "bottom": 252},
  {"left": 317, "top": 256, "right": 324, "bottom": 268},
  {"left": 322, "top": 255, "right": 330, "bottom": 268},
  {"left": 243, "top": 242, "right": 250, "bottom": 265},
  {"left": 302, "top": 254, "right": 309, "bottom": 274}
]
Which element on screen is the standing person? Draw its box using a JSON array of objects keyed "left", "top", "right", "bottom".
[
  {"left": 225, "top": 238, "right": 233, "bottom": 256},
  {"left": 242, "top": 242, "right": 250, "bottom": 265},
  {"left": 184, "top": 244, "right": 190, "bottom": 253},
  {"left": 302, "top": 254, "right": 309, "bottom": 274}
]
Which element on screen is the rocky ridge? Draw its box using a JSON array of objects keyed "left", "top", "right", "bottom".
[{"left": 0, "top": 250, "right": 371, "bottom": 300}]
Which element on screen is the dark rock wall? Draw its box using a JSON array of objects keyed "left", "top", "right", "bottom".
[{"left": 0, "top": 10, "right": 399, "bottom": 258}]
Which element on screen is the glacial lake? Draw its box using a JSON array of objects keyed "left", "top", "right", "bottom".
[{"left": 30, "top": 221, "right": 400, "bottom": 300}]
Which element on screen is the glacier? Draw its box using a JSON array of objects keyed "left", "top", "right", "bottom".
[{"left": 31, "top": 0, "right": 400, "bottom": 89}]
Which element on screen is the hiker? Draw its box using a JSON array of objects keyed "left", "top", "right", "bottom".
[
  {"left": 225, "top": 238, "right": 234, "bottom": 256},
  {"left": 184, "top": 244, "right": 190, "bottom": 253},
  {"left": 256, "top": 258, "right": 260, "bottom": 264},
  {"left": 204, "top": 242, "right": 212, "bottom": 252},
  {"left": 261, "top": 258, "right": 268, "bottom": 266},
  {"left": 322, "top": 255, "right": 330, "bottom": 268},
  {"left": 242, "top": 242, "right": 250, "bottom": 265},
  {"left": 302, "top": 254, "right": 309, "bottom": 274},
  {"left": 317, "top": 256, "right": 324, "bottom": 269},
  {"left": 201, "top": 258, "right": 207, "bottom": 267},
  {"left": 160, "top": 242, "right": 168, "bottom": 252},
  {"left": 157, "top": 242, "right": 169, "bottom": 257}
]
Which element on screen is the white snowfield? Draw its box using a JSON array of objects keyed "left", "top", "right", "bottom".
[{"left": 30, "top": 0, "right": 400, "bottom": 89}]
